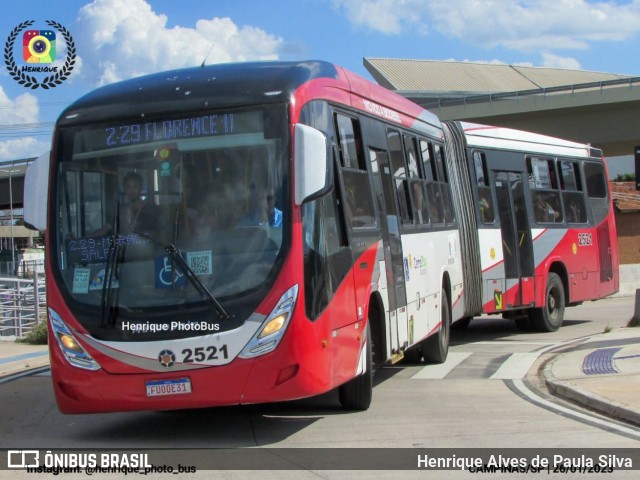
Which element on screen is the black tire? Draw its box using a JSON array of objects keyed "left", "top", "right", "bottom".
[
  {"left": 339, "top": 323, "right": 373, "bottom": 410},
  {"left": 529, "top": 272, "right": 565, "bottom": 332},
  {"left": 422, "top": 289, "right": 451, "bottom": 364}
]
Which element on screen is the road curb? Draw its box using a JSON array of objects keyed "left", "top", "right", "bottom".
[
  {"left": 543, "top": 355, "right": 640, "bottom": 428},
  {"left": 0, "top": 345, "right": 49, "bottom": 381},
  {"left": 0, "top": 359, "right": 49, "bottom": 380},
  {"left": 0, "top": 365, "right": 49, "bottom": 384}
]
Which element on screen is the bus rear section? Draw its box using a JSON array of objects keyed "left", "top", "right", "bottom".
[{"left": 445, "top": 122, "right": 619, "bottom": 331}]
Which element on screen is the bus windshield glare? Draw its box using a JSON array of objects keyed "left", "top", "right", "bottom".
[{"left": 52, "top": 105, "right": 289, "bottom": 339}]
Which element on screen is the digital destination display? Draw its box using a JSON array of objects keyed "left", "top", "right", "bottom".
[
  {"left": 66, "top": 234, "right": 150, "bottom": 265},
  {"left": 102, "top": 111, "right": 262, "bottom": 148}
]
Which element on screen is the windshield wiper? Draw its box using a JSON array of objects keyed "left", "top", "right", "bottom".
[
  {"left": 101, "top": 202, "right": 123, "bottom": 327},
  {"left": 141, "top": 230, "right": 231, "bottom": 321},
  {"left": 165, "top": 244, "right": 231, "bottom": 321}
]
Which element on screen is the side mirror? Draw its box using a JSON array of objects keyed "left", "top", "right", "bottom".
[
  {"left": 24, "top": 150, "right": 50, "bottom": 232},
  {"left": 294, "top": 124, "right": 331, "bottom": 205}
]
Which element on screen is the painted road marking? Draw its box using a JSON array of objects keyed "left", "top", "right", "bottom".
[
  {"left": 412, "top": 351, "right": 472, "bottom": 379},
  {"left": 490, "top": 352, "right": 542, "bottom": 379}
]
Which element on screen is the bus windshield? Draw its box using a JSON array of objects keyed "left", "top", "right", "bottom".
[{"left": 52, "top": 105, "right": 289, "bottom": 338}]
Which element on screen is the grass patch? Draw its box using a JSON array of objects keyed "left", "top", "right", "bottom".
[{"left": 16, "top": 320, "right": 48, "bottom": 345}]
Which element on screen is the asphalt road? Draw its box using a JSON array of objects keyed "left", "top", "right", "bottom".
[{"left": 1, "top": 296, "right": 639, "bottom": 479}]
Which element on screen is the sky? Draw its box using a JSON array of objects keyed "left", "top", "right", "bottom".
[{"left": 2, "top": 0, "right": 640, "bottom": 170}]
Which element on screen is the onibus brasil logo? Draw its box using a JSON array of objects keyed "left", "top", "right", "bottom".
[{"left": 4, "top": 20, "right": 76, "bottom": 89}]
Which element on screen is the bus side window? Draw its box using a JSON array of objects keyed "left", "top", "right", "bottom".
[
  {"left": 387, "top": 130, "right": 412, "bottom": 225},
  {"left": 432, "top": 144, "right": 453, "bottom": 224},
  {"left": 433, "top": 144, "right": 449, "bottom": 183},
  {"left": 419, "top": 139, "right": 435, "bottom": 182},
  {"left": 584, "top": 161, "right": 609, "bottom": 225},
  {"left": 335, "top": 113, "right": 365, "bottom": 170},
  {"left": 584, "top": 162, "right": 607, "bottom": 198},
  {"left": 404, "top": 135, "right": 429, "bottom": 226},
  {"left": 436, "top": 144, "right": 454, "bottom": 223},
  {"left": 410, "top": 181, "right": 429, "bottom": 225},
  {"left": 404, "top": 135, "right": 420, "bottom": 179},
  {"left": 302, "top": 186, "right": 351, "bottom": 320},
  {"left": 528, "top": 157, "right": 564, "bottom": 224},
  {"left": 473, "top": 151, "right": 495, "bottom": 224},
  {"left": 532, "top": 191, "right": 562, "bottom": 223},
  {"left": 335, "top": 113, "right": 376, "bottom": 229},
  {"left": 342, "top": 171, "right": 376, "bottom": 228},
  {"left": 560, "top": 161, "right": 587, "bottom": 224}
]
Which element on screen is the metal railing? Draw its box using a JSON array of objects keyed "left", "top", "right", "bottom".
[
  {"left": 0, "top": 260, "right": 45, "bottom": 277},
  {"left": 0, "top": 272, "right": 46, "bottom": 338}
]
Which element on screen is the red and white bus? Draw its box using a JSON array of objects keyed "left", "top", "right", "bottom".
[
  {"left": 25, "top": 61, "right": 618, "bottom": 414},
  {"left": 444, "top": 122, "right": 619, "bottom": 331},
  {"left": 26, "top": 61, "right": 464, "bottom": 413}
]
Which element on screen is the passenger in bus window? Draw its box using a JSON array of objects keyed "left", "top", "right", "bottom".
[
  {"left": 90, "top": 171, "right": 158, "bottom": 236},
  {"left": 194, "top": 187, "right": 239, "bottom": 234},
  {"left": 238, "top": 187, "right": 282, "bottom": 227},
  {"left": 411, "top": 182, "right": 428, "bottom": 225},
  {"left": 121, "top": 171, "right": 159, "bottom": 234},
  {"left": 566, "top": 198, "right": 584, "bottom": 223},
  {"left": 534, "top": 193, "right": 560, "bottom": 223},
  {"left": 426, "top": 183, "right": 444, "bottom": 224},
  {"left": 266, "top": 189, "right": 283, "bottom": 227},
  {"left": 479, "top": 194, "right": 494, "bottom": 223}
]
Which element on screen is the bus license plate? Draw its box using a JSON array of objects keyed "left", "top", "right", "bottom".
[{"left": 146, "top": 378, "right": 192, "bottom": 397}]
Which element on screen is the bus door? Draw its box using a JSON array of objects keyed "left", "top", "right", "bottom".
[
  {"left": 492, "top": 171, "right": 535, "bottom": 310},
  {"left": 368, "top": 147, "right": 408, "bottom": 357}
]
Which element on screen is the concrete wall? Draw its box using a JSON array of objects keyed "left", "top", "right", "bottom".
[
  {"left": 614, "top": 210, "right": 640, "bottom": 264},
  {"left": 615, "top": 263, "right": 640, "bottom": 298}
]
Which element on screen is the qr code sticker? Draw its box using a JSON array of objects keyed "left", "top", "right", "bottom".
[{"left": 186, "top": 250, "right": 213, "bottom": 275}]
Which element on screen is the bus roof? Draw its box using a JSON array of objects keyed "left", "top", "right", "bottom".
[
  {"left": 458, "top": 122, "right": 602, "bottom": 159},
  {"left": 57, "top": 61, "right": 342, "bottom": 127},
  {"left": 56, "top": 60, "right": 441, "bottom": 133}
]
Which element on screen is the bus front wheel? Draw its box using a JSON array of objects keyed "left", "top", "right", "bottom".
[{"left": 530, "top": 272, "right": 565, "bottom": 332}]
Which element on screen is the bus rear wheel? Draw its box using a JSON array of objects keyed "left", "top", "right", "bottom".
[
  {"left": 338, "top": 322, "right": 373, "bottom": 410},
  {"left": 422, "top": 289, "right": 450, "bottom": 364},
  {"left": 530, "top": 272, "right": 565, "bottom": 332}
]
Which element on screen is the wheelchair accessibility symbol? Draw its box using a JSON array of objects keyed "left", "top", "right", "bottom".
[{"left": 155, "top": 255, "right": 187, "bottom": 289}]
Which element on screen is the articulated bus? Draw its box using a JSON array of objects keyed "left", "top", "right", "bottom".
[
  {"left": 26, "top": 61, "right": 463, "bottom": 413},
  {"left": 444, "top": 122, "right": 619, "bottom": 331},
  {"left": 25, "top": 61, "right": 617, "bottom": 414}
]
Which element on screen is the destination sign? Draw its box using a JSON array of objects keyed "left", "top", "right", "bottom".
[
  {"left": 66, "top": 234, "right": 149, "bottom": 265},
  {"left": 102, "top": 111, "right": 262, "bottom": 148}
]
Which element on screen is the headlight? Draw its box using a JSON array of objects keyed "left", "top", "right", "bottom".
[
  {"left": 239, "top": 284, "right": 298, "bottom": 358},
  {"left": 49, "top": 308, "right": 101, "bottom": 371}
]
